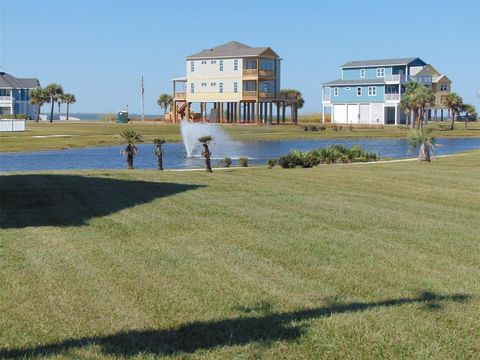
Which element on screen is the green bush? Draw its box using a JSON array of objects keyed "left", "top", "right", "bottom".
[
  {"left": 267, "top": 159, "right": 277, "bottom": 168},
  {"left": 239, "top": 157, "right": 249, "bottom": 167},
  {"left": 1, "top": 114, "right": 30, "bottom": 120},
  {"left": 277, "top": 153, "right": 303, "bottom": 168},
  {"left": 308, "top": 125, "right": 319, "bottom": 131},
  {"left": 318, "top": 124, "right": 326, "bottom": 131},
  {"left": 331, "top": 125, "right": 338, "bottom": 131},
  {"left": 219, "top": 157, "right": 232, "bottom": 167}
]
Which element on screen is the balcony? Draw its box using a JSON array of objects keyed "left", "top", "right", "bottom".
[
  {"left": 242, "top": 69, "right": 275, "bottom": 78},
  {"left": 258, "top": 69, "right": 275, "bottom": 78},
  {"left": 385, "top": 94, "right": 401, "bottom": 101},
  {"left": 174, "top": 92, "right": 186, "bottom": 100},
  {"left": 243, "top": 69, "right": 258, "bottom": 77},
  {"left": 0, "top": 96, "right": 13, "bottom": 102},
  {"left": 385, "top": 74, "right": 406, "bottom": 84},
  {"left": 243, "top": 91, "right": 257, "bottom": 100}
]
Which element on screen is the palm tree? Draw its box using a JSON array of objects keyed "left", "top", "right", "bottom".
[
  {"left": 28, "top": 87, "right": 47, "bottom": 122},
  {"left": 443, "top": 92, "right": 463, "bottom": 130},
  {"left": 460, "top": 103, "right": 476, "bottom": 130},
  {"left": 408, "top": 128, "right": 436, "bottom": 162},
  {"left": 401, "top": 81, "right": 421, "bottom": 128},
  {"left": 157, "top": 94, "right": 173, "bottom": 117},
  {"left": 44, "top": 83, "right": 63, "bottom": 122},
  {"left": 280, "top": 89, "right": 304, "bottom": 124},
  {"left": 152, "top": 138, "right": 166, "bottom": 170},
  {"left": 119, "top": 130, "right": 142, "bottom": 169},
  {"left": 57, "top": 94, "right": 64, "bottom": 119},
  {"left": 413, "top": 86, "right": 436, "bottom": 129},
  {"left": 198, "top": 135, "right": 213, "bottom": 172},
  {"left": 63, "top": 94, "right": 76, "bottom": 120}
]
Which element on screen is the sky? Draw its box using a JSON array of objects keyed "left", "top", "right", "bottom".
[{"left": 1, "top": 0, "right": 479, "bottom": 115}]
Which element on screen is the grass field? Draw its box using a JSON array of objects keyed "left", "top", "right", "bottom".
[
  {"left": 1, "top": 120, "right": 479, "bottom": 153},
  {"left": 1, "top": 152, "right": 479, "bottom": 359}
]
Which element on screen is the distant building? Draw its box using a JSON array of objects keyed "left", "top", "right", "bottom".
[
  {"left": 0, "top": 72, "right": 41, "bottom": 119},
  {"left": 322, "top": 58, "right": 451, "bottom": 124},
  {"left": 171, "top": 41, "right": 298, "bottom": 123}
]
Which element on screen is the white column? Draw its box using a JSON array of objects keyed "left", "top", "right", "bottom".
[
  {"left": 322, "top": 104, "right": 325, "bottom": 124},
  {"left": 331, "top": 104, "right": 335, "bottom": 123},
  {"left": 394, "top": 105, "right": 398, "bottom": 125}
]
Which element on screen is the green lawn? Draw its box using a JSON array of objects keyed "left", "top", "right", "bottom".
[
  {"left": 1, "top": 153, "right": 479, "bottom": 359},
  {"left": 1, "top": 120, "right": 479, "bottom": 152}
]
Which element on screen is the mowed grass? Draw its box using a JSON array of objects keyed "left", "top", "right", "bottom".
[
  {"left": 1, "top": 120, "right": 479, "bottom": 152},
  {"left": 1, "top": 153, "right": 480, "bottom": 359}
]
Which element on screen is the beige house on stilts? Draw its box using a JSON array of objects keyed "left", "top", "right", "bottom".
[{"left": 169, "top": 41, "right": 299, "bottom": 124}]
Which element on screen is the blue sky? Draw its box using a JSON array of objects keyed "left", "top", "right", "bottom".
[{"left": 1, "top": 0, "right": 479, "bottom": 114}]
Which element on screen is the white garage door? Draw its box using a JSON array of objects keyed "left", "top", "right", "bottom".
[
  {"left": 347, "top": 104, "right": 358, "bottom": 124},
  {"left": 359, "top": 104, "right": 370, "bottom": 124},
  {"left": 333, "top": 104, "right": 347, "bottom": 123},
  {"left": 371, "top": 103, "right": 384, "bottom": 124}
]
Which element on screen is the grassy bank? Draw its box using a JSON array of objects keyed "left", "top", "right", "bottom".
[
  {"left": 1, "top": 120, "right": 479, "bottom": 153},
  {"left": 1, "top": 152, "right": 479, "bottom": 359}
]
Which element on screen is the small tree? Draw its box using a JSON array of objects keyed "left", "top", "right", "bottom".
[
  {"left": 198, "top": 135, "right": 213, "bottom": 172},
  {"left": 157, "top": 94, "right": 173, "bottom": 116},
  {"left": 444, "top": 92, "right": 463, "bottom": 130},
  {"left": 63, "top": 93, "right": 76, "bottom": 120},
  {"left": 152, "top": 138, "right": 166, "bottom": 170},
  {"left": 408, "top": 128, "right": 436, "bottom": 162},
  {"left": 460, "top": 103, "right": 476, "bottom": 131},
  {"left": 120, "top": 130, "right": 142, "bottom": 169},
  {"left": 413, "top": 86, "right": 436, "bottom": 129},
  {"left": 280, "top": 89, "right": 304, "bottom": 124}
]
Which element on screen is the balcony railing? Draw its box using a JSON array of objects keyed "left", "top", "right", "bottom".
[
  {"left": 243, "top": 69, "right": 258, "bottom": 77},
  {"left": 174, "top": 92, "right": 186, "bottom": 100},
  {"left": 385, "top": 74, "right": 406, "bottom": 83},
  {"left": 243, "top": 91, "right": 257, "bottom": 99},
  {"left": 385, "top": 94, "right": 401, "bottom": 101},
  {"left": 258, "top": 69, "right": 275, "bottom": 78},
  {"left": 0, "top": 96, "right": 13, "bottom": 102}
]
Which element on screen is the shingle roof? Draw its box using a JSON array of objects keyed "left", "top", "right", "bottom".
[
  {"left": 322, "top": 79, "right": 386, "bottom": 86},
  {"left": 341, "top": 58, "right": 421, "bottom": 68},
  {"left": 0, "top": 72, "right": 40, "bottom": 88},
  {"left": 186, "top": 41, "right": 278, "bottom": 60}
]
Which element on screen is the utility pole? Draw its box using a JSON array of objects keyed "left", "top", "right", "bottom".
[{"left": 140, "top": 76, "right": 145, "bottom": 121}]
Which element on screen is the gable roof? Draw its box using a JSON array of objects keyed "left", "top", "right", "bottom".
[
  {"left": 186, "top": 41, "right": 279, "bottom": 60},
  {"left": 0, "top": 72, "right": 40, "bottom": 88},
  {"left": 415, "top": 64, "right": 441, "bottom": 77},
  {"left": 341, "top": 57, "right": 424, "bottom": 68}
]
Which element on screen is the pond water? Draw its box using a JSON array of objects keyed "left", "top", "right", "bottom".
[{"left": 1, "top": 137, "right": 479, "bottom": 172}]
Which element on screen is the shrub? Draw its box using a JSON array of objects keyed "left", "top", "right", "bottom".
[
  {"left": 318, "top": 124, "right": 326, "bottom": 131},
  {"left": 331, "top": 125, "right": 338, "bottom": 131},
  {"left": 348, "top": 124, "right": 353, "bottom": 131},
  {"left": 239, "top": 157, "right": 249, "bottom": 167},
  {"left": 219, "top": 157, "right": 232, "bottom": 167},
  {"left": 308, "top": 125, "right": 319, "bottom": 131},
  {"left": 302, "top": 126, "right": 308, "bottom": 131},
  {"left": 267, "top": 159, "right": 277, "bottom": 168},
  {"left": 1, "top": 114, "right": 29, "bottom": 120},
  {"left": 277, "top": 153, "right": 303, "bottom": 168}
]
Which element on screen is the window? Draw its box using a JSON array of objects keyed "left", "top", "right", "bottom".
[
  {"left": 376, "top": 68, "right": 385, "bottom": 78},
  {"left": 210, "top": 82, "right": 216, "bottom": 86},
  {"left": 201, "top": 83, "right": 207, "bottom": 87},
  {"left": 368, "top": 86, "right": 377, "bottom": 96},
  {"left": 190, "top": 83, "right": 195, "bottom": 93},
  {"left": 190, "top": 61, "right": 195, "bottom": 72},
  {"left": 345, "top": 87, "right": 350, "bottom": 91},
  {"left": 440, "top": 83, "right": 448, "bottom": 92},
  {"left": 219, "top": 60, "right": 223, "bottom": 71},
  {"left": 201, "top": 60, "right": 207, "bottom": 64},
  {"left": 211, "top": 60, "right": 216, "bottom": 64},
  {"left": 263, "top": 83, "right": 268, "bottom": 92},
  {"left": 234, "top": 82, "right": 238, "bottom": 93},
  {"left": 333, "top": 87, "right": 339, "bottom": 96},
  {"left": 219, "top": 82, "right": 223, "bottom": 93},
  {"left": 234, "top": 60, "right": 238, "bottom": 71},
  {"left": 357, "top": 87, "right": 362, "bottom": 96},
  {"left": 360, "top": 69, "right": 365, "bottom": 78}
]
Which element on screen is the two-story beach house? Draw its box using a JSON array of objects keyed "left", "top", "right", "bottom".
[
  {"left": 170, "top": 41, "right": 298, "bottom": 123},
  {"left": 0, "top": 72, "right": 41, "bottom": 119},
  {"left": 321, "top": 58, "right": 451, "bottom": 125}
]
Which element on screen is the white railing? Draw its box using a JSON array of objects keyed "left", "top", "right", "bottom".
[
  {"left": 385, "top": 94, "right": 400, "bottom": 101},
  {"left": 0, "top": 119, "right": 26, "bottom": 132},
  {"left": 323, "top": 94, "right": 331, "bottom": 101},
  {"left": 385, "top": 74, "right": 406, "bottom": 83},
  {"left": 0, "top": 96, "right": 13, "bottom": 102}
]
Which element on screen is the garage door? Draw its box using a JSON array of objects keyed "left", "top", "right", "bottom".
[
  {"left": 359, "top": 104, "right": 370, "bottom": 124},
  {"left": 371, "top": 103, "right": 384, "bottom": 124},
  {"left": 347, "top": 104, "right": 358, "bottom": 124},
  {"left": 333, "top": 104, "right": 346, "bottom": 123}
]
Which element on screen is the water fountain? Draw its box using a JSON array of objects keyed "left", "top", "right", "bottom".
[{"left": 180, "top": 120, "right": 242, "bottom": 158}]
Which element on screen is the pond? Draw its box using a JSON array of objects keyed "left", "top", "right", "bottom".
[{"left": 1, "top": 137, "right": 479, "bottom": 172}]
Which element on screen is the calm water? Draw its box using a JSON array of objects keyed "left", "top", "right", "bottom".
[{"left": 1, "top": 138, "right": 479, "bottom": 172}]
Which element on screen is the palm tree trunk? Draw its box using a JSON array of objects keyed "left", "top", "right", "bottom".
[
  {"left": 418, "top": 143, "right": 431, "bottom": 162},
  {"left": 50, "top": 99, "right": 54, "bottom": 123},
  {"left": 36, "top": 105, "right": 41, "bottom": 122},
  {"left": 66, "top": 104, "right": 70, "bottom": 120},
  {"left": 464, "top": 118, "right": 468, "bottom": 131},
  {"left": 58, "top": 102, "right": 61, "bottom": 119},
  {"left": 450, "top": 110, "right": 455, "bottom": 130},
  {"left": 127, "top": 154, "right": 134, "bottom": 169}
]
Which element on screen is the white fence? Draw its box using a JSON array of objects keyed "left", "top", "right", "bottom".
[{"left": 0, "top": 119, "right": 26, "bottom": 132}]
